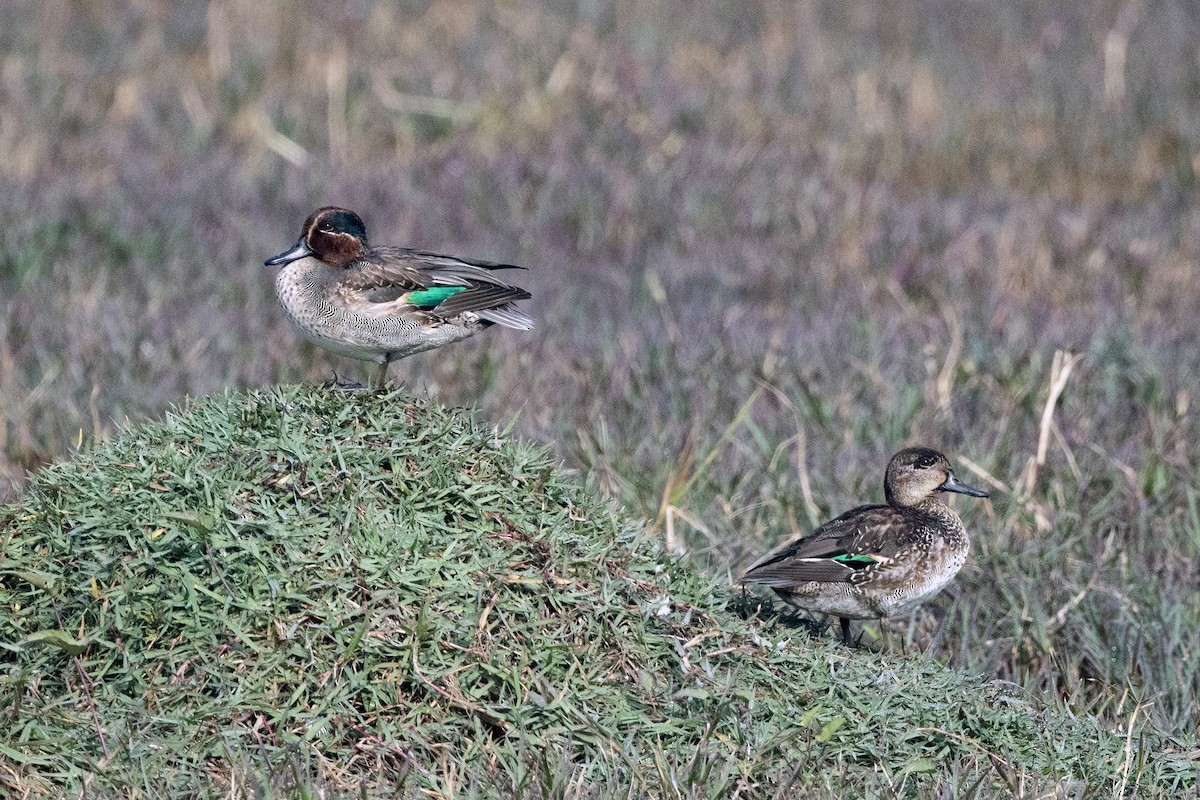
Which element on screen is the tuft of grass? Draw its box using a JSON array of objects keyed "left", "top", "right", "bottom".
[{"left": 1, "top": 386, "right": 1191, "bottom": 797}]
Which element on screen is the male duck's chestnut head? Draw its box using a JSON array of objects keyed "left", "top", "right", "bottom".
[{"left": 265, "top": 206, "right": 369, "bottom": 269}]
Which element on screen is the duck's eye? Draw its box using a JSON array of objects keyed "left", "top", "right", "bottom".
[
  {"left": 916, "top": 456, "right": 937, "bottom": 469},
  {"left": 318, "top": 223, "right": 333, "bottom": 232}
]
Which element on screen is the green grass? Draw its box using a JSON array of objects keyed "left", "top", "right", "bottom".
[{"left": 0, "top": 386, "right": 1192, "bottom": 797}]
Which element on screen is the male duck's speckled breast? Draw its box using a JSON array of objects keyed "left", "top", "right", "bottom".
[{"left": 275, "top": 260, "right": 477, "bottom": 359}]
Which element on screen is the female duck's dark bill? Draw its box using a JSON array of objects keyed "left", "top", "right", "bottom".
[
  {"left": 941, "top": 473, "right": 989, "bottom": 498},
  {"left": 265, "top": 239, "right": 313, "bottom": 267}
]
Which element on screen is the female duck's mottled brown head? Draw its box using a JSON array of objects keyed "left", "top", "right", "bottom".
[
  {"left": 883, "top": 447, "right": 989, "bottom": 507},
  {"left": 265, "top": 206, "right": 369, "bottom": 269}
]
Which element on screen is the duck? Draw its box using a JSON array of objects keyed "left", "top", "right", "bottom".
[
  {"left": 265, "top": 207, "right": 533, "bottom": 388},
  {"left": 740, "top": 447, "right": 989, "bottom": 647}
]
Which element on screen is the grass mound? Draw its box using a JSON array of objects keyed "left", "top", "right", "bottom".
[{"left": 0, "top": 387, "right": 1190, "bottom": 797}]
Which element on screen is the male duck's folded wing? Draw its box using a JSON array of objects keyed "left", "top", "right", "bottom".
[
  {"left": 431, "top": 283, "right": 531, "bottom": 314},
  {"left": 369, "top": 247, "right": 528, "bottom": 289},
  {"left": 430, "top": 283, "right": 535, "bottom": 330}
]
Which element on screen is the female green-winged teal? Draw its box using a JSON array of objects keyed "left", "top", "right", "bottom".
[
  {"left": 741, "top": 447, "right": 988, "bottom": 647},
  {"left": 266, "top": 207, "right": 533, "bottom": 388}
]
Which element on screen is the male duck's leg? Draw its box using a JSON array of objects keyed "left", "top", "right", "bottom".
[
  {"left": 839, "top": 617, "right": 854, "bottom": 647},
  {"left": 372, "top": 359, "right": 389, "bottom": 391}
]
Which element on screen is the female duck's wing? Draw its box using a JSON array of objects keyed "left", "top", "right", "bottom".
[{"left": 741, "top": 505, "right": 910, "bottom": 587}]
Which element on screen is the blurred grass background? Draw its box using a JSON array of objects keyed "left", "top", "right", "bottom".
[{"left": 1, "top": 0, "right": 1198, "bottom": 763}]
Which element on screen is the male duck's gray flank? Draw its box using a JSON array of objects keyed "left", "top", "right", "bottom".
[
  {"left": 266, "top": 206, "right": 533, "bottom": 388},
  {"left": 741, "top": 446, "right": 989, "bottom": 647}
]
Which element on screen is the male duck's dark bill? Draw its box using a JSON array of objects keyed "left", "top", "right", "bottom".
[
  {"left": 265, "top": 238, "right": 313, "bottom": 267},
  {"left": 941, "top": 473, "right": 989, "bottom": 498}
]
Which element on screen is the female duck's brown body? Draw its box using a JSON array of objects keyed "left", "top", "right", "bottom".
[
  {"left": 741, "top": 447, "right": 988, "bottom": 646},
  {"left": 266, "top": 207, "right": 533, "bottom": 387}
]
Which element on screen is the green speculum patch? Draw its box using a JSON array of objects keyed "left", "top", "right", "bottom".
[
  {"left": 832, "top": 553, "right": 878, "bottom": 566},
  {"left": 406, "top": 285, "right": 467, "bottom": 307}
]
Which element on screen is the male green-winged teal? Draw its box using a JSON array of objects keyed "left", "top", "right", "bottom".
[
  {"left": 266, "top": 207, "right": 533, "bottom": 388},
  {"left": 741, "top": 447, "right": 988, "bottom": 647}
]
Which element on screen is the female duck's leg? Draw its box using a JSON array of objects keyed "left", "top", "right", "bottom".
[{"left": 840, "top": 617, "right": 854, "bottom": 647}]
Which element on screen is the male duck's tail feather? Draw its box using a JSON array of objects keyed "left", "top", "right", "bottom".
[{"left": 477, "top": 305, "right": 535, "bottom": 330}]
